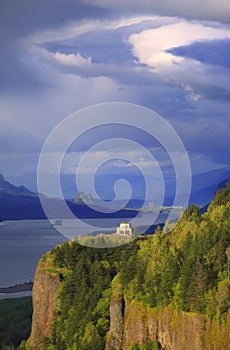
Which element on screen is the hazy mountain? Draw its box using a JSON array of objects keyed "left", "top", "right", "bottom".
[
  {"left": 217, "top": 178, "right": 230, "bottom": 190},
  {"left": 1, "top": 172, "right": 229, "bottom": 221},
  {"left": 0, "top": 174, "right": 137, "bottom": 221},
  {"left": 0, "top": 174, "right": 44, "bottom": 221},
  {"left": 74, "top": 192, "right": 94, "bottom": 205},
  {"left": 0, "top": 173, "right": 34, "bottom": 195}
]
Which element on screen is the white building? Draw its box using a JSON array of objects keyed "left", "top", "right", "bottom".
[{"left": 116, "top": 222, "right": 133, "bottom": 236}]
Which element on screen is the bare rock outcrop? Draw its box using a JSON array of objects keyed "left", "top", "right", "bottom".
[
  {"left": 28, "top": 258, "right": 230, "bottom": 350},
  {"left": 106, "top": 297, "right": 230, "bottom": 350},
  {"left": 106, "top": 284, "right": 124, "bottom": 350},
  {"left": 29, "top": 261, "right": 61, "bottom": 350}
]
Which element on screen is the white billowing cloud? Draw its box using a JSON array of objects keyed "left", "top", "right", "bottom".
[
  {"left": 30, "top": 15, "right": 229, "bottom": 103},
  {"left": 83, "top": 0, "right": 230, "bottom": 22},
  {"left": 128, "top": 20, "right": 230, "bottom": 70},
  {"left": 31, "top": 45, "right": 92, "bottom": 70},
  {"left": 127, "top": 20, "right": 230, "bottom": 101},
  {"left": 30, "top": 16, "right": 230, "bottom": 101},
  {"left": 54, "top": 52, "right": 92, "bottom": 66}
]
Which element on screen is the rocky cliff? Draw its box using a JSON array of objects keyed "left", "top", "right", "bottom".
[
  {"left": 28, "top": 256, "right": 230, "bottom": 350},
  {"left": 105, "top": 284, "right": 124, "bottom": 350},
  {"left": 106, "top": 296, "right": 230, "bottom": 350},
  {"left": 28, "top": 258, "right": 61, "bottom": 350},
  {"left": 27, "top": 183, "right": 230, "bottom": 350}
]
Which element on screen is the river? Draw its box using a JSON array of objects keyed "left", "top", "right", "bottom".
[{"left": 0, "top": 213, "right": 167, "bottom": 295}]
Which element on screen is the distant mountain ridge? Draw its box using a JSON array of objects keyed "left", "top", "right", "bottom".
[
  {"left": 0, "top": 174, "right": 44, "bottom": 221},
  {"left": 1, "top": 173, "right": 230, "bottom": 221},
  {"left": 199, "top": 177, "right": 230, "bottom": 213},
  {"left": 217, "top": 178, "right": 230, "bottom": 190},
  {"left": 74, "top": 192, "right": 94, "bottom": 205},
  {"left": 0, "top": 173, "right": 34, "bottom": 195},
  {"left": 0, "top": 174, "right": 137, "bottom": 221}
]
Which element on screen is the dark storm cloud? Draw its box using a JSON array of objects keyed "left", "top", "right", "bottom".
[
  {"left": 0, "top": 0, "right": 106, "bottom": 40},
  {"left": 0, "top": 0, "right": 230, "bottom": 196},
  {"left": 168, "top": 39, "right": 230, "bottom": 70},
  {"left": 83, "top": 0, "right": 230, "bottom": 23},
  {"left": 0, "top": 0, "right": 107, "bottom": 92}
]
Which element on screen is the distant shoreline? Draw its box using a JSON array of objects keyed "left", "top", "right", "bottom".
[
  {"left": 0, "top": 291, "right": 32, "bottom": 300},
  {"left": 0, "top": 281, "right": 33, "bottom": 294}
]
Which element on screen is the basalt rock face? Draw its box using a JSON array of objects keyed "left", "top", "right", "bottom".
[
  {"left": 29, "top": 262, "right": 61, "bottom": 350},
  {"left": 105, "top": 286, "right": 124, "bottom": 350},
  {"left": 28, "top": 264, "right": 230, "bottom": 350},
  {"left": 106, "top": 297, "right": 230, "bottom": 350},
  {"left": 106, "top": 298, "right": 159, "bottom": 350}
]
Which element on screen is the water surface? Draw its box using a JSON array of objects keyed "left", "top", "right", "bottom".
[{"left": 0, "top": 214, "right": 167, "bottom": 289}]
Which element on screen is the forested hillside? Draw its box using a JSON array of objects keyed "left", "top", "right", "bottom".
[
  {"left": 0, "top": 297, "right": 32, "bottom": 350},
  {"left": 27, "top": 186, "right": 230, "bottom": 350}
]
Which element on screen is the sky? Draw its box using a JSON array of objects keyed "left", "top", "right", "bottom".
[{"left": 0, "top": 0, "right": 230, "bottom": 204}]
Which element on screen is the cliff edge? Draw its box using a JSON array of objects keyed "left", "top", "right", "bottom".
[
  {"left": 27, "top": 185, "right": 230, "bottom": 349},
  {"left": 29, "top": 256, "right": 61, "bottom": 350}
]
